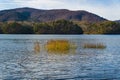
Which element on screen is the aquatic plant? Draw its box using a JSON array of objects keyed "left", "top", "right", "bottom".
[
  {"left": 46, "top": 40, "right": 71, "bottom": 53},
  {"left": 34, "top": 41, "right": 40, "bottom": 53},
  {"left": 83, "top": 43, "right": 106, "bottom": 49}
]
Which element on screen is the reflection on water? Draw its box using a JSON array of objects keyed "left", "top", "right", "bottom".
[{"left": 1, "top": 35, "right": 120, "bottom": 79}]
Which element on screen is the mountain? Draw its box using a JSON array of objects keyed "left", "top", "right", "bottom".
[
  {"left": 0, "top": 7, "right": 107, "bottom": 22},
  {"left": 115, "top": 20, "right": 120, "bottom": 23}
]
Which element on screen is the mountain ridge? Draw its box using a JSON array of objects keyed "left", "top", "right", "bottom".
[
  {"left": 115, "top": 20, "right": 120, "bottom": 23},
  {"left": 0, "top": 7, "right": 107, "bottom": 22}
]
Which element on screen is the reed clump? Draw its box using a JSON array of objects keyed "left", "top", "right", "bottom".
[
  {"left": 46, "top": 40, "right": 71, "bottom": 53},
  {"left": 34, "top": 41, "right": 40, "bottom": 53},
  {"left": 83, "top": 43, "right": 106, "bottom": 49}
]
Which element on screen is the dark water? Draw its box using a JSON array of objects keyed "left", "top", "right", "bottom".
[{"left": 0, "top": 34, "right": 120, "bottom": 80}]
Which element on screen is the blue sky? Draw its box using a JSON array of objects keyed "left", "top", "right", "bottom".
[{"left": 0, "top": 0, "right": 120, "bottom": 20}]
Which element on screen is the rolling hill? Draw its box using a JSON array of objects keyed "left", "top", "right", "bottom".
[{"left": 0, "top": 7, "right": 107, "bottom": 22}]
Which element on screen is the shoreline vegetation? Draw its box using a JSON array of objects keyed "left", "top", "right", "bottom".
[
  {"left": 0, "top": 20, "right": 120, "bottom": 34},
  {"left": 0, "top": 20, "right": 83, "bottom": 34}
]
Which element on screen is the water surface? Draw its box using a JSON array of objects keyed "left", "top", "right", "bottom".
[{"left": 0, "top": 34, "right": 120, "bottom": 79}]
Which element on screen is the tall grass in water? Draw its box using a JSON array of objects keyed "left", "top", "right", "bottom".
[
  {"left": 83, "top": 43, "right": 106, "bottom": 49},
  {"left": 34, "top": 41, "right": 40, "bottom": 53},
  {"left": 46, "top": 40, "right": 76, "bottom": 54}
]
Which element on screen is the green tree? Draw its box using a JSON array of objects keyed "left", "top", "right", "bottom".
[
  {"left": 51, "top": 20, "right": 83, "bottom": 34},
  {"left": 33, "top": 23, "right": 51, "bottom": 34},
  {"left": 0, "top": 27, "right": 3, "bottom": 34},
  {"left": 33, "top": 20, "right": 83, "bottom": 34},
  {"left": 76, "top": 21, "right": 120, "bottom": 34},
  {"left": 2, "top": 22, "right": 33, "bottom": 34}
]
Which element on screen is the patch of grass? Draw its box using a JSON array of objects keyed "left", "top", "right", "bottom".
[
  {"left": 34, "top": 41, "right": 40, "bottom": 53},
  {"left": 46, "top": 40, "right": 71, "bottom": 53},
  {"left": 83, "top": 43, "right": 106, "bottom": 49}
]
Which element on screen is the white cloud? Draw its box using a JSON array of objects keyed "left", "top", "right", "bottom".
[
  {"left": 12, "top": 0, "right": 65, "bottom": 9},
  {"left": 81, "top": 3, "right": 120, "bottom": 21}
]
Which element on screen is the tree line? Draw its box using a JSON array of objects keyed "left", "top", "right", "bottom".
[
  {"left": 0, "top": 20, "right": 83, "bottom": 34},
  {"left": 0, "top": 20, "right": 120, "bottom": 34},
  {"left": 76, "top": 21, "right": 120, "bottom": 34}
]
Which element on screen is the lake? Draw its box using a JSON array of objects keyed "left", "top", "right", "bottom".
[{"left": 0, "top": 34, "right": 120, "bottom": 79}]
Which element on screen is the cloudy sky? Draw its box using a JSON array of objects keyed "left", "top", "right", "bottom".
[{"left": 0, "top": 0, "right": 120, "bottom": 20}]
